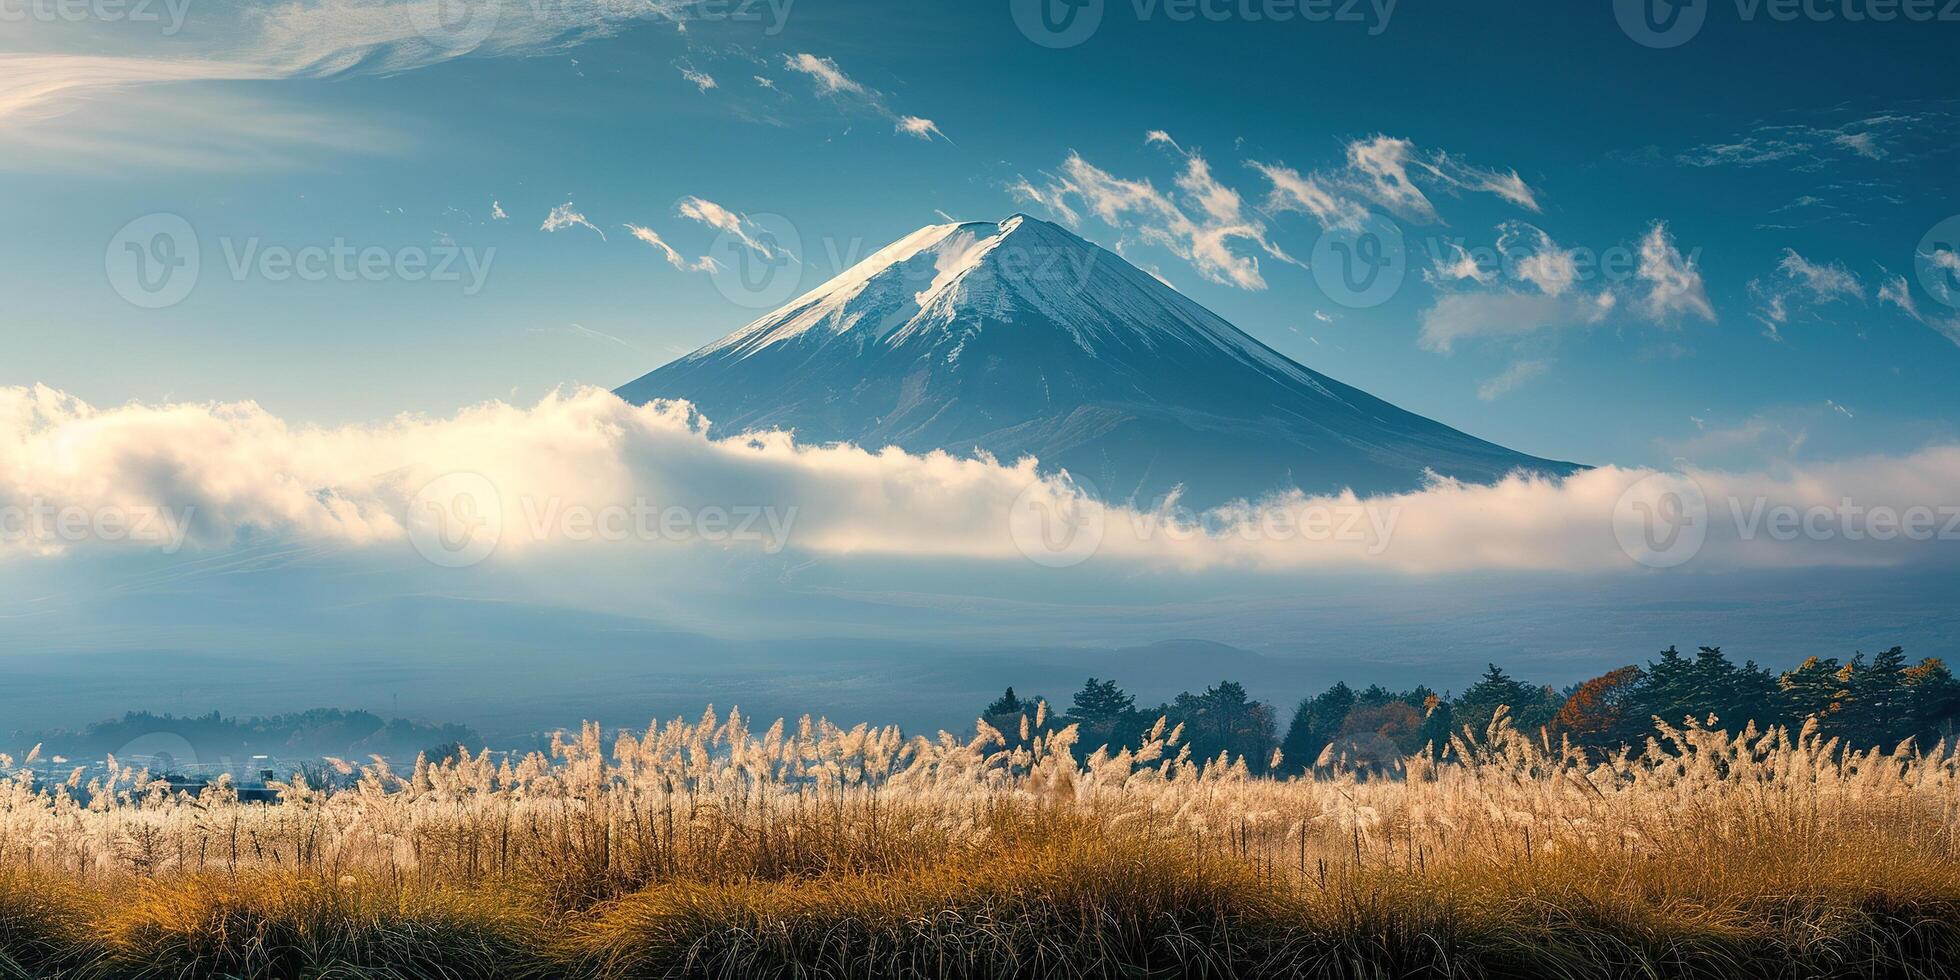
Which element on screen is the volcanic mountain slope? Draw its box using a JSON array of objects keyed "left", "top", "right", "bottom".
[{"left": 616, "top": 214, "right": 1580, "bottom": 507}]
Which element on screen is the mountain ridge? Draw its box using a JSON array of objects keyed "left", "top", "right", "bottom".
[{"left": 617, "top": 214, "right": 1581, "bottom": 507}]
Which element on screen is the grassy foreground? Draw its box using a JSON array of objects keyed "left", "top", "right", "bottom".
[{"left": 3, "top": 711, "right": 1958, "bottom": 978}]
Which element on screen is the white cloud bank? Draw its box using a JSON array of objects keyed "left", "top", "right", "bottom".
[{"left": 4, "top": 386, "right": 1957, "bottom": 575}]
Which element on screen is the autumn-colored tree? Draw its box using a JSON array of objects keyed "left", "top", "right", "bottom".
[{"left": 1551, "top": 665, "right": 1642, "bottom": 746}]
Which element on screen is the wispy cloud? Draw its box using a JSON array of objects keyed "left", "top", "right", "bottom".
[
  {"left": 1635, "top": 221, "right": 1715, "bottom": 322},
  {"left": 528, "top": 322, "right": 643, "bottom": 351},
  {"left": 1477, "top": 358, "right": 1551, "bottom": 401},
  {"left": 542, "top": 202, "right": 607, "bottom": 241},
  {"left": 4, "top": 0, "right": 706, "bottom": 125},
  {"left": 1248, "top": 135, "right": 1538, "bottom": 234},
  {"left": 1419, "top": 290, "right": 1610, "bottom": 353},
  {"left": 0, "top": 87, "right": 400, "bottom": 173},
  {"left": 1006, "top": 175, "right": 1079, "bottom": 226},
  {"left": 1674, "top": 113, "right": 1932, "bottom": 170},
  {"left": 1499, "top": 222, "right": 1579, "bottom": 297},
  {"left": 1416, "top": 220, "right": 1707, "bottom": 353},
  {"left": 782, "top": 53, "right": 862, "bottom": 94},
  {"left": 778, "top": 52, "right": 948, "bottom": 142},
  {"left": 1342, "top": 135, "right": 1540, "bottom": 223},
  {"left": 1248, "top": 161, "right": 1366, "bottom": 231},
  {"left": 625, "top": 224, "right": 717, "bottom": 272},
  {"left": 675, "top": 196, "right": 781, "bottom": 259},
  {"left": 677, "top": 61, "right": 717, "bottom": 93},
  {"left": 0, "top": 0, "right": 737, "bottom": 171},
  {"left": 1748, "top": 249, "right": 1863, "bottom": 340},
  {"left": 1877, "top": 269, "right": 1960, "bottom": 349},
  {"left": 1344, "top": 135, "right": 1441, "bottom": 223},
  {"left": 895, "top": 115, "right": 946, "bottom": 142},
  {"left": 1012, "top": 136, "right": 1299, "bottom": 290},
  {"left": 1424, "top": 241, "right": 1494, "bottom": 286},
  {"left": 1416, "top": 223, "right": 1622, "bottom": 351}
]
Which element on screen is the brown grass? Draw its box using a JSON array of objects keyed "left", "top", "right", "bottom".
[{"left": 1, "top": 712, "right": 1957, "bottom": 978}]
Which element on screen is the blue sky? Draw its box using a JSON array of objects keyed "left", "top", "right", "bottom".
[
  {"left": 3, "top": 0, "right": 1960, "bottom": 726},
  {"left": 5, "top": 0, "right": 1959, "bottom": 472}
]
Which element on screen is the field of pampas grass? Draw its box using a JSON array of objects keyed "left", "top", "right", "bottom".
[{"left": 2, "top": 707, "right": 1958, "bottom": 979}]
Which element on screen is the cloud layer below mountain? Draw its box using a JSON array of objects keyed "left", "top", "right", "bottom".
[{"left": 3, "top": 386, "right": 1956, "bottom": 575}]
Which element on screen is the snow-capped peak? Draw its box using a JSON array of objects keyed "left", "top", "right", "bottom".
[
  {"left": 693, "top": 215, "right": 1327, "bottom": 392},
  {"left": 619, "top": 214, "right": 1581, "bottom": 507}
]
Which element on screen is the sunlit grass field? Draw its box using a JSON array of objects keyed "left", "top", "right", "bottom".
[{"left": 3, "top": 708, "right": 1957, "bottom": 979}]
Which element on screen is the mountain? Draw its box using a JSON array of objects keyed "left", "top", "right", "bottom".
[{"left": 616, "top": 214, "right": 1579, "bottom": 507}]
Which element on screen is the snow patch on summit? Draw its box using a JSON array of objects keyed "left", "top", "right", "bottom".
[{"left": 692, "top": 214, "right": 1336, "bottom": 397}]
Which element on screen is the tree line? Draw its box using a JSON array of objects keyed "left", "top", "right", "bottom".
[{"left": 982, "top": 645, "right": 1960, "bottom": 775}]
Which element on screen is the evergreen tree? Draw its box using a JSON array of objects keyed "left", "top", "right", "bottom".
[
  {"left": 1840, "top": 647, "right": 1912, "bottom": 747},
  {"left": 982, "top": 688, "right": 1049, "bottom": 748},
  {"left": 1905, "top": 658, "right": 1960, "bottom": 741},
  {"left": 1618, "top": 646, "right": 1784, "bottom": 739},
  {"left": 1280, "top": 681, "right": 1355, "bottom": 772},
  {"left": 1165, "top": 681, "right": 1277, "bottom": 774},
  {"left": 1780, "top": 655, "right": 1848, "bottom": 724},
  {"left": 1066, "top": 678, "right": 1134, "bottom": 723},
  {"left": 1626, "top": 646, "right": 1696, "bottom": 728},
  {"left": 1453, "top": 664, "right": 1551, "bottom": 735},
  {"left": 1724, "top": 656, "right": 1787, "bottom": 732},
  {"left": 1416, "top": 695, "right": 1455, "bottom": 756},
  {"left": 1064, "top": 678, "right": 1140, "bottom": 750},
  {"left": 984, "top": 688, "right": 1024, "bottom": 717}
]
